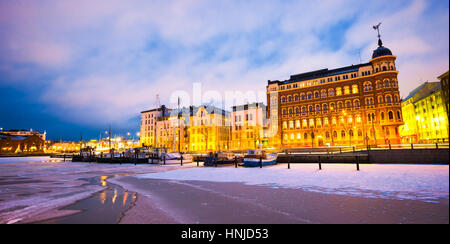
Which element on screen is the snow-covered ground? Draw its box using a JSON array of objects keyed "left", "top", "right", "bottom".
[{"left": 136, "top": 164, "right": 449, "bottom": 203}]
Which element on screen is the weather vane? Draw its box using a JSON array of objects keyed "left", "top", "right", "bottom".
[{"left": 373, "top": 22, "right": 383, "bottom": 47}]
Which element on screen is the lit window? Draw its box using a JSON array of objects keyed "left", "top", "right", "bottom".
[{"left": 336, "top": 87, "right": 342, "bottom": 96}]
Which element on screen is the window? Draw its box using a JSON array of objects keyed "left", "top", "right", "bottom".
[
  {"left": 296, "top": 120, "right": 301, "bottom": 128},
  {"left": 289, "top": 121, "right": 294, "bottom": 129},
  {"left": 302, "top": 120, "right": 308, "bottom": 128},
  {"left": 364, "top": 82, "right": 372, "bottom": 91},
  {"left": 388, "top": 111, "right": 394, "bottom": 120},
  {"left": 336, "top": 87, "right": 342, "bottom": 96},
  {"left": 376, "top": 81, "right": 382, "bottom": 89},
  {"left": 396, "top": 111, "right": 401, "bottom": 120},
  {"left": 296, "top": 107, "right": 300, "bottom": 115},
  {"left": 354, "top": 100, "right": 360, "bottom": 108},
  {"left": 302, "top": 106, "right": 306, "bottom": 114},
  {"left": 352, "top": 84, "right": 359, "bottom": 94},
  {"left": 346, "top": 101, "right": 352, "bottom": 109},
  {"left": 338, "top": 102, "right": 343, "bottom": 109},
  {"left": 381, "top": 112, "right": 385, "bottom": 120},
  {"left": 288, "top": 96, "right": 292, "bottom": 102},
  {"left": 314, "top": 91, "right": 319, "bottom": 99},
  {"left": 384, "top": 80, "right": 390, "bottom": 88},
  {"left": 281, "top": 97, "right": 286, "bottom": 103},
  {"left": 307, "top": 92, "right": 312, "bottom": 100},
  {"left": 297, "top": 133, "right": 301, "bottom": 140},
  {"left": 294, "top": 95, "right": 299, "bottom": 101},
  {"left": 328, "top": 89, "right": 335, "bottom": 97},
  {"left": 341, "top": 130, "right": 346, "bottom": 138},
  {"left": 323, "top": 104, "right": 328, "bottom": 112},
  {"left": 378, "top": 96, "right": 383, "bottom": 104},
  {"left": 386, "top": 95, "right": 392, "bottom": 104},
  {"left": 344, "top": 86, "right": 350, "bottom": 95},
  {"left": 309, "top": 119, "right": 315, "bottom": 128},
  {"left": 309, "top": 106, "right": 313, "bottom": 113},
  {"left": 316, "top": 105, "right": 321, "bottom": 112},
  {"left": 283, "top": 121, "right": 287, "bottom": 129},
  {"left": 289, "top": 108, "right": 293, "bottom": 115},
  {"left": 301, "top": 93, "right": 306, "bottom": 100},
  {"left": 282, "top": 109, "right": 287, "bottom": 116},
  {"left": 321, "top": 90, "right": 327, "bottom": 98}
]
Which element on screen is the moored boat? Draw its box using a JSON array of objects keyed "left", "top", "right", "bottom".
[
  {"left": 240, "top": 149, "right": 278, "bottom": 167},
  {"left": 161, "top": 152, "right": 193, "bottom": 164}
]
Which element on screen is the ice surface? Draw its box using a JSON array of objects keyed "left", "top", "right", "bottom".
[{"left": 136, "top": 164, "right": 449, "bottom": 202}]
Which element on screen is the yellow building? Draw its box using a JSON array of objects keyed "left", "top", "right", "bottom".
[
  {"left": 400, "top": 82, "right": 449, "bottom": 143},
  {"left": 186, "top": 106, "right": 230, "bottom": 152}
]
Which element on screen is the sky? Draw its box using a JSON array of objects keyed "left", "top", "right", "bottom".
[{"left": 0, "top": 0, "right": 448, "bottom": 141}]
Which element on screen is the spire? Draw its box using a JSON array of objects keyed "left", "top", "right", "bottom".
[{"left": 373, "top": 22, "right": 382, "bottom": 47}]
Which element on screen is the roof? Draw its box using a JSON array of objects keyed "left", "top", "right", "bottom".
[
  {"left": 268, "top": 63, "right": 370, "bottom": 85},
  {"left": 403, "top": 82, "right": 441, "bottom": 103}
]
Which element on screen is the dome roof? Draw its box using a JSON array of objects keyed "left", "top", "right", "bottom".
[{"left": 372, "top": 39, "right": 393, "bottom": 59}]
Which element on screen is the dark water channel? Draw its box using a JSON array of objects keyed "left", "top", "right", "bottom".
[{"left": 35, "top": 176, "right": 136, "bottom": 224}]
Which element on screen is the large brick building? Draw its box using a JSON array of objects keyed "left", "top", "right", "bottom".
[{"left": 266, "top": 38, "right": 403, "bottom": 148}]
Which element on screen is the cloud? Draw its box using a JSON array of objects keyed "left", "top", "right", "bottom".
[{"left": 0, "top": 0, "right": 448, "bottom": 129}]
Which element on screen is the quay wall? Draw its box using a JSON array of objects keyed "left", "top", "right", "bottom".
[{"left": 367, "top": 148, "right": 449, "bottom": 164}]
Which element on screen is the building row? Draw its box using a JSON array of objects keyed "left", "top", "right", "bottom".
[{"left": 140, "top": 37, "right": 449, "bottom": 152}]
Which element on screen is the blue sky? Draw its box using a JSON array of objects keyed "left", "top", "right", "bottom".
[{"left": 0, "top": 0, "right": 448, "bottom": 141}]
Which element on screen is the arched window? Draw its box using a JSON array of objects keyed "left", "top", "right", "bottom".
[
  {"left": 281, "top": 96, "right": 286, "bottom": 103},
  {"left": 388, "top": 111, "right": 394, "bottom": 120},
  {"left": 344, "top": 86, "right": 350, "bottom": 95},
  {"left": 397, "top": 111, "right": 401, "bottom": 120},
  {"left": 323, "top": 104, "right": 328, "bottom": 112},
  {"left": 346, "top": 101, "right": 352, "bottom": 109},
  {"left": 364, "top": 82, "right": 372, "bottom": 91},
  {"left": 321, "top": 90, "right": 327, "bottom": 97},
  {"left": 302, "top": 106, "right": 306, "bottom": 114},
  {"left": 381, "top": 112, "right": 385, "bottom": 120},
  {"left": 386, "top": 95, "right": 392, "bottom": 103},
  {"left": 307, "top": 92, "right": 312, "bottom": 100},
  {"left": 352, "top": 84, "right": 359, "bottom": 94},
  {"left": 382, "top": 66, "right": 387, "bottom": 71},
  {"left": 338, "top": 102, "right": 343, "bottom": 109},
  {"left": 326, "top": 132, "right": 330, "bottom": 138},
  {"left": 294, "top": 95, "right": 299, "bottom": 101},
  {"left": 384, "top": 79, "right": 390, "bottom": 88},
  {"left": 309, "top": 106, "right": 313, "bottom": 113},
  {"left": 328, "top": 89, "right": 335, "bottom": 97},
  {"left": 316, "top": 105, "right": 321, "bottom": 112},
  {"left": 378, "top": 96, "right": 383, "bottom": 104},
  {"left": 336, "top": 87, "right": 342, "bottom": 96},
  {"left": 295, "top": 107, "right": 300, "bottom": 115},
  {"left": 288, "top": 96, "right": 292, "bottom": 102},
  {"left": 354, "top": 100, "right": 360, "bottom": 108},
  {"left": 296, "top": 120, "right": 301, "bottom": 128},
  {"left": 330, "top": 103, "right": 335, "bottom": 111},
  {"left": 376, "top": 81, "right": 382, "bottom": 89},
  {"left": 341, "top": 130, "right": 346, "bottom": 138},
  {"left": 333, "top": 131, "right": 338, "bottom": 138},
  {"left": 394, "top": 95, "right": 399, "bottom": 103},
  {"left": 282, "top": 109, "right": 287, "bottom": 116},
  {"left": 349, "top": 130, "right": 354, "bottom": 137},
  {"left": 314, "top": 91, "right": 319, "bottom": 99},
  {"left": 289, "top": 108, "right": 293, "bottom": 115},
  {"left": 301, "top": 93, "right": 306, "bottom": 100}
]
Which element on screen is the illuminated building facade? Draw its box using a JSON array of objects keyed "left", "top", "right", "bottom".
[
  {"left": 400, "top": 82, "right": 449, "bottom": 143},
  {"left": 438, "top": 71, "right": 449, "bottom": 121},
  {"left": 230, "top": 103, "right": 267, "bottom": 150},
  {"left": 186, "top": 106, "right": 230, "bottom": 152},
  {"left": 140, "top": 105, "right": 171, "bottom": 147},
  {"left": 267, "top": 37, "right": 403, "bottom": 147}
]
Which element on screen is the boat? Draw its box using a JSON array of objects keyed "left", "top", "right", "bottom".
[
  {"left": 161, "top": 152, "right": 193, "bottom": 164},
  {"left": 240, "top": 149, "right": 278, "bottom": 167},
  {"left": 204, "top": 151, "right": 241, "bottom": 166}
]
